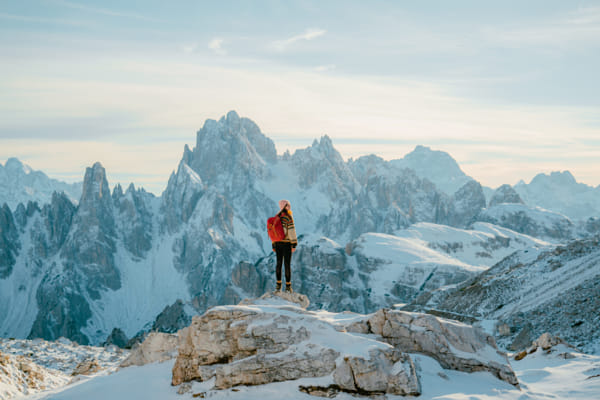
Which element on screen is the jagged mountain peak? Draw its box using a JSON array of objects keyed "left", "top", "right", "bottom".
[
  {"left": 81, "top": 162, "right": 111, "bottom": 204},
  {"left": 187, "top": 111, "right": 276, "bottom": 187},
  {"left": 530, "top": 170, "right": 577, "bottom": 186},
  {"left": 2, "top": 157, "right": 33, "bottom": 174}
]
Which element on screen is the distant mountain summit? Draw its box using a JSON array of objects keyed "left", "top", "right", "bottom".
[
  {"left": 514, "top": 171, "right": 600, "bottom": 221},
  {"left": 390, "top": 145, "right": 474, "bottom": 195},
  {"left": 0, "top": 158, "right": 82, "bottom": 210}
]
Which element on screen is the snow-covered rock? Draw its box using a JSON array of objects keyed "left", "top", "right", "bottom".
[
  {"left": 170, "top": 293, "right": 517, "bottom": 396},
  {"left": 475, "top": 203, "right": 574, "bottom": 240},
  {"left": 359, "top": 309, "right": 518, "bottom": 386}
]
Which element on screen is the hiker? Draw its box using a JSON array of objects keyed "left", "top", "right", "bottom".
[{"left": 272, "top": 199, "right": 298, "bottom": 292}]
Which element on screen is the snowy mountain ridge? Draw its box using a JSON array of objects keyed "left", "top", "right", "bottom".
[{"left": 0, "top": 110, "right": 598, "bottom": 350}]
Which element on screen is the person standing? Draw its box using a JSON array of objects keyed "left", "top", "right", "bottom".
[{"left": 273, "top": 199, "right": 297, "bottom": 292}]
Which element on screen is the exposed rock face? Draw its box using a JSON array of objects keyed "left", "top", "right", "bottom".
[
  {"left": 151, "top": 299, "right": 193, "bottom": 334},
  {"left": 28, "top": 162, "right": 119, "bottom": 345},
  {"left": 103, "top": 328, "right": 129, "bottom": 349},
  {"left": 334, "top": 348, "right": 420, "bottom": 395},
  {"left": 171, "top": 294, "right": 518, "bottom": 395},
  {"left": 120, "top": 332, "right": 178, "bottom": 367},
  {"left": 489, "top": 184, "right": 524, "bottom": 207},
  {"left": 0, "top": 204, "right": 19, "bottom": 278},
  {"left": 113, "top": 183, "right": 154, "bottom": 258},
  {"left": 447, "top": 180, "right": 487, "bottom": 228},
  {"left": 41, "top": 192, "right": 76, "bottom": 255},
  {"left": 60, "top": 162, "right": 120, "bottom": 299}
]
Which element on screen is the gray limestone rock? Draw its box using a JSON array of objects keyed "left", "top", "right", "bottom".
[
  {"left": 448, "top": 180, "right": 487, "bottom": 228},
  {"left": 334, "top": 348, "right": 420, "bottom": 396},
  {"left": 0, "top": 204, "right": 19, "bottom": 278},
  {"left": 366, "top": 309, "right": 519, "bottom": 386},
  {"left": 120, "top": 332, "right": 178, "bottom": 367}
]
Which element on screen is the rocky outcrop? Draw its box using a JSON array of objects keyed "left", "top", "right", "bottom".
[
  {"left": 514, "top": 333, "right": 577, "bottom": 361},
  {"left": 489, "top": 184, "right": 524, "bottom": 207},
  {"left": 171, "top": 293, "right": 518, "bottom": 396},
  {"left": 120, "top": 332, "right": 178, "bottom": 367},
  {"left": 71, "top": 359, "right": 101, "bottom": 376},
  {"left": 0, "top": 350, "right": 68, "bottom": 399},
  {"left": 448, "top": 180, "right": 486, "bottom": 228}
]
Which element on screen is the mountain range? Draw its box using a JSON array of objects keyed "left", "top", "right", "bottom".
[{"left": 1, "top": 111, "right": 599, "bottom": 352}]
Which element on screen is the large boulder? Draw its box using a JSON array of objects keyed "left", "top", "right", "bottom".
[{"left": 353, "top": 309, "right": 518, "bottom": 386}]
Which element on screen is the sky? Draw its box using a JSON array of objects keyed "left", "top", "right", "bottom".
[{"left": 1, "top": 0, "right": 599, "bottom": 194}]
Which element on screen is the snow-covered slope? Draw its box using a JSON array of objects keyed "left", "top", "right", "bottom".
[
  {"left": 0, "top": 158, "right": 82, "bottom": 210},
  {"left": 420, "top": 236, "right": 600, "bottom": 354},
  {"left": 475, "top": 203, "right": 574, "bottom": 241},
  {"left": 5, "top": 297, "right": 599, "bottom": 400},
  {"left": 22, "top": 351, "right": 600, "bottom": 400}
]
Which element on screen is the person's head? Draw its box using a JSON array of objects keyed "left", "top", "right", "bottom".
[{"left": 279, "top": 199, "right": 291, "bottom": 212}]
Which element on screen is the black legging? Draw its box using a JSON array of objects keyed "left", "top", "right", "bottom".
[{"left": 275, "top": 242, "right": 292, "bottom": 283}]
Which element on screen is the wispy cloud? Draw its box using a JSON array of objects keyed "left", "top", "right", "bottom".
[
  {"left": 208, "top": 38, "right": 226, "bottom": 55},
  {"left": 50, "top": 0, "right": 157, "bottom": 22},
  {"left": 272, "top": 28, "right": 326, "bottom": 51}
]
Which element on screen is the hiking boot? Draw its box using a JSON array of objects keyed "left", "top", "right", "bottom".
[
  {"left": 275, "top": 281, "right": 282, "bottom": 291},
  {"left": 285, "top": 283, "right": 293, "bottom": 293}
]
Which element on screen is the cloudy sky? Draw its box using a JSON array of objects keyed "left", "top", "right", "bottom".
[{"left": 1, "top": 0, "right": 599, "bottom": 194}]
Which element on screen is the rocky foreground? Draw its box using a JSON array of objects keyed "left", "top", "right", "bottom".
[{"left": 122, "top": 291, "right": 518, "bottom": 397}]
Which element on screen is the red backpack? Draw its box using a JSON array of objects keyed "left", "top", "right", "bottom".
[{"left": 267, "top": 212, "right": 285, "bottom": 242}]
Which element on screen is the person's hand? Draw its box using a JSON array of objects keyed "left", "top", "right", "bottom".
[{"left": 292, "top": 247, "right": 296, "bottom": 253}]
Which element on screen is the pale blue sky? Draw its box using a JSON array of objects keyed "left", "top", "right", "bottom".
[{"left": 1, "top": 0, "right": 599, "bottom": 194}]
